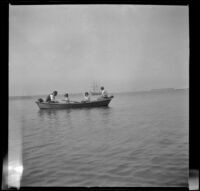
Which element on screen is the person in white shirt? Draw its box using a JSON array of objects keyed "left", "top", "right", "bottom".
[
  {"left": 63, "top": 93, "right": 70, "bottom": 103},
  {"left": 50, "top": 91, "right": 58, "bottom": 102},
  {"left": 46, "top": 91, "right": 58, "bottom": 102},
  {"left": 82, "top": 92, "right": 90, "bottom": 102},
  {"left": 100, "top": 86, "right": 108, "bottom": 98}
]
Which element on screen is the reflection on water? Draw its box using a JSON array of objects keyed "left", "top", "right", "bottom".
[
  {"left": 38, "top": 109, "right": 59, "bottom": 118},
  {"left": 37, "top": 107, "right": 112, "bottom": 121}
]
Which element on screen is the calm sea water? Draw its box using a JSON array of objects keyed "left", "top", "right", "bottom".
[{"left": 9, "top": 90, "right": 189, "bottom": 187}]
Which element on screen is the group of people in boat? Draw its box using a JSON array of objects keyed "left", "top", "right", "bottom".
[{"left": 45, "top": 86, "right": 108, "bottom": 103}]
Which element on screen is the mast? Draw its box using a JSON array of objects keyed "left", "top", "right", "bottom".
[
  {"left": 92, "top": 80, "right": 99, "bottom": 92},
  {"left": 95, "top": 81, "right": 97, "bottom": 92},
  {"left": 93, "top": 81, "right": 95, "bottom": 92}
]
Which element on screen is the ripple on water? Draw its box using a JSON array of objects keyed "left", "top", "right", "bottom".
[{"left": 11, "top": 91, "right": 189, "bottom": 186}]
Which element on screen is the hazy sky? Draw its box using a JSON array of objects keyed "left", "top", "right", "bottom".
[{"left": 9, "top": 5, "right": 189, "bottom": 96}]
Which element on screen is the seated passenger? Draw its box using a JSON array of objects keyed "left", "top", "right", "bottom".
[
  {"left": 82, "top": 92, "right": 90, "bottom": 102},
  {"left": 63, "top": 93, "right": 70, "bottom": 103},
  {"left": 100, "top": 86, "right": 108, "bottom": 98},
  {"left": 46, "top": 91, "right": 58, "bottom": 102}
]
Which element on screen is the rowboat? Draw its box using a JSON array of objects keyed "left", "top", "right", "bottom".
[{"left": 36, "top": 96, "right": 114, "bottom": 109}]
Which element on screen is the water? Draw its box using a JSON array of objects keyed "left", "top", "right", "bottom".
[{"left": 9, "top": 90, "right": 189, "bottom": 187}]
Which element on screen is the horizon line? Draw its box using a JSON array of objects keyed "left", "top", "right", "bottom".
[{"left": 9, "top": 87, "right": 189, "bottom": 98}]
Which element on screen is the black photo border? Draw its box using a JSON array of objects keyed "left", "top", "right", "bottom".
[{"left": 1, "top": 0, "right": 196, "bottom": 190}]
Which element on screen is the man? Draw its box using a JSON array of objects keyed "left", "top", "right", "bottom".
[
  {"left": 46, "top": 91, "right": 58, "bottom": 102},
  {"left": 82, "top": 92, "right": 90, "bottom": 102},
  {"left": 100, "top": 86, "right": 108, "bottom": 98},
  {"left": 63, "top": 93, "right": 70, "bottom": 103}
]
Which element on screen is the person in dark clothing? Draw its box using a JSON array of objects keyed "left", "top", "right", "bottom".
[{"left": 46, "top": 91, "right": 58, "bottom": 102}]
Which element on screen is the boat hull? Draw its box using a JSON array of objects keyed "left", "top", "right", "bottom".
[{"left": 36, "top": 97, "right": 113, "bottom": 109}]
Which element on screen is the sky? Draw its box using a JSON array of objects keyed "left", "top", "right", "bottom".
[{"left": 9, "top": 5, "right": 189, "bottom": 96}]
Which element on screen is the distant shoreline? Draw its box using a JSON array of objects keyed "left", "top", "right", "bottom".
[{"left": 9, "top": 88, "right": 189, "bottom": 99}]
